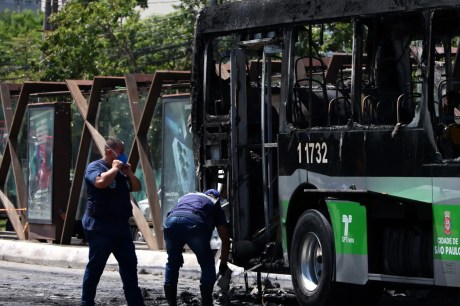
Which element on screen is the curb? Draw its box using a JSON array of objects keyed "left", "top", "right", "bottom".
[
  {"left": 0, "top": 239, "right": 292, "bottom": 287},
  {"left": 0, "top": 239, "right": 201, "bottom": 275},
  {"left": 0, "top": 239, "right": 294, "bottom": 290}
]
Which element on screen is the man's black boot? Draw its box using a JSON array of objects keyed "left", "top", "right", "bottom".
[
  {"left": 123, "top": 286, "right": 145, "bottom": 306},
  {"left": 164, "top": 284, "right": 177, "bottom": 306},
  {"left": 200, "top": 285, "right": 214, "bottom": 306}
]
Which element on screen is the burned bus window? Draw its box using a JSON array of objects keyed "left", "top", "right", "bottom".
[
  {"left": 204, "top": 35, "right": 237, "bottom": 117},
  {"left": 432, "top": 10, "right": 460, "bottom": 159},
  {"left": 291, "top": 22, "right": 357, "bottom": 128},
  {"left": 363, "top": 16, "right": 422, "bottom": 126},
  {"left": 289, "top": 16, "right": 425, "bottom": 129}
]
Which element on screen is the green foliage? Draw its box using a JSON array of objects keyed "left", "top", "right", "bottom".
[
  {"left": 296, "top": 23, "right": 354, "bottom": 57},
  {"left": 0, "top": 1, "right": 355, "bottom": 82},
  {"left": 40, "top": 0, "right": 205, "bottom": 80},
  {"left": 0, "top": 9, "right": 44, "bottom": 82},
  {"left": 41, "top": 0, "right": 144, "bottom": 80},
  {"left": 172, "top": 0, "right": 207, "bottom": 31},
  {"left": 135, "top": 13, "right": 193, "bottom": 70},
  {"left": 321, "top": 23, "right": 353, "bottom": 53},
  {"left": 132, "top": 0, "right": 207, "bottom": 71}
]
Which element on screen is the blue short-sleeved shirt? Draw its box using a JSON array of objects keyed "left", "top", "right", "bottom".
[
  {"left": 167, "top": 192, "right": 227, "bottom": 229},
  {"left": 82, "top": 159, "right": 132, "bottom": 231}
]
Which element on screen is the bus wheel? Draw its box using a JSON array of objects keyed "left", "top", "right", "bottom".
[{"left": 290, "top": 209, "right": 334, "bottom": 306}]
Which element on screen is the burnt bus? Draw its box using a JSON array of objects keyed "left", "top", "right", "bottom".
[{"left": 190, "top": 0, "right": 460, "bottom": 305}]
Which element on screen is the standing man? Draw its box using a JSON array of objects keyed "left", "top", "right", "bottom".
[
  {"left": 163, "top": 189, "right": 231, "bottom": 306},
  {"left": 81, "top": 138, "right": 145, "bottom": 306}
]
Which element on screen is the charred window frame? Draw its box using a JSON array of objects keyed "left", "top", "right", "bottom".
[
  {"left": 287, "top": 20, "right": 359, "bottom": 129},
  {"left": 285, "top": 14, "right": 430, "bottom": 129},
  {"left": 430, "top": 8, "right": 460, "bottom": 160}
]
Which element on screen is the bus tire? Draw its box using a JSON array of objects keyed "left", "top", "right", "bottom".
[{"left": 290, "top": 209, "right": 334, "bottom": 306}]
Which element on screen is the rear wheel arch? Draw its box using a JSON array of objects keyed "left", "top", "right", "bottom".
[{"left": 285, "top": 184, "right": 330, "bottom": 260}]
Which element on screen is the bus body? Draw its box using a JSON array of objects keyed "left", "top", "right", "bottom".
[{"left": 191, "top": 0, "right": 460, "bottom": 304}]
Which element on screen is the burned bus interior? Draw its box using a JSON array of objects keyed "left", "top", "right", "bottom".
[{"left": 201, "top": 9, "right": 460, "bottom": 153}]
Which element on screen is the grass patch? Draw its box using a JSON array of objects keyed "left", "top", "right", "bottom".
[{"left": 0, "top": 219, "right": 6, "bottom": 231}]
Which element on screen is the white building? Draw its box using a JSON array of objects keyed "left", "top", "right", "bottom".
[
  {"left": 0, "top": 0, "right": 42, "bottom": 12},
  {"left": 0, "top": 1, "right": 175, "bottom": 16}
]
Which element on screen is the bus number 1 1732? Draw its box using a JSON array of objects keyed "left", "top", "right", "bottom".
[{"left": 297, "top": 142, "right": 328, "bottom": 164}]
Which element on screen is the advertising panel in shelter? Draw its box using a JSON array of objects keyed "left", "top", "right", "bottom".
[{"left": 27, "top": 106, "right": 54, "bottom": 224}]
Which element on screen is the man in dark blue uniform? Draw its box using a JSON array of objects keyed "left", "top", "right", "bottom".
[
  {"left": 81, "top": 138, "right": 145, "bottom": 306},
  {"left": 163, "top": 189, "right": 230, "bottom": 306}
]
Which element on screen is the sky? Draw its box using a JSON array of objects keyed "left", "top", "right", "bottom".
[{"left": 139, "top": 1, "right": 180, "bottom": 17}]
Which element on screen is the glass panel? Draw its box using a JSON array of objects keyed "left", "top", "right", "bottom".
[
  {"left": 160, "top": 95, "right": 195, "bottom": 223},
  {"left": 149, "top": 97, "right": 163, "bottom": 187},
  {"left": 97, "top": 90, "right": 135, "bottom": 150},
  {"left": 27, "top": 106, "right": 54, "bottom": 224}
]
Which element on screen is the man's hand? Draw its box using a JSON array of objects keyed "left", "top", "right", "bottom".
[
  {"left": 112, "top": 159, "right": 124, "bottom": 170},
  {"left": 120, "top": 163, "right": 133, "bottom": 175},
  {"left": 121, "top": 163, "right": 142, "bottom": 192}
]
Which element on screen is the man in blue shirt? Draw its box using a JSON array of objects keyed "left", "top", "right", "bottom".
[
  {"left": 163, "top": 189, "right": 231, "bottom": 306},
  {"left": 81, "top": 138, "right": 145, "bottom": 306}
]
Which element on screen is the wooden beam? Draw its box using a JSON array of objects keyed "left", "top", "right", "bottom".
[
  {"left": 125, "top": 73, "right": 160, "bottom": 250},
  {"left": 0, "top": 189, "right": 25, "bottom": 240}
]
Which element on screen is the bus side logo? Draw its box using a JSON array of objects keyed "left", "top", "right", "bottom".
[
  {"left": 444, "top": 211, "right": 452, "bottom": 235},
  {"left": 342, "top": 214, "right": 354, "bottom": 243}
]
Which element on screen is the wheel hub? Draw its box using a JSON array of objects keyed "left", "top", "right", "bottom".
[{"left": 299, "top": 232, "right": 323, "bottom": 292}]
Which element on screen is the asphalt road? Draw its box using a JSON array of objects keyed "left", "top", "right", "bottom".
[
  {"left": 2, "top": 260, "right": 460, "bottom": 306},
  {"left": 0, "top": 260, "right": 297, "bottom": 306},
  {"left": 0, "top": 260, "right": 167, "bottom": 305}
]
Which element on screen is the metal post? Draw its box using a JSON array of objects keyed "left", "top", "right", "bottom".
[
  {"left": 351, "top": 18, "right": 363, "bottom": 124},
  {"left": 43, "top": 0, "right": 51, "bottom": 31}
]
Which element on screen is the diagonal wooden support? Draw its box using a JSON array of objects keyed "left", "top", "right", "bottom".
[
  {"left": 0, "top": 83, "right": 25, "bottom": 239},
  {"left": 60, "top": 80, "right": 93, "bottom": 244},
  {"left": 0, "top": 175, "right": 25, "bottom": 240},
  {"left": 125, "top": 74, "right": 163, "bottom": 250},
  {"left": 126, "top": 71, "right": 191, "bottom": 250},
  {"left": 61, "top": 78, "right": 123, "bottom": 244}
]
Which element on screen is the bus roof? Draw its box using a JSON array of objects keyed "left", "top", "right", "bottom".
[{"left": 196, "top": 0, "right": 460, "bottom": 36}]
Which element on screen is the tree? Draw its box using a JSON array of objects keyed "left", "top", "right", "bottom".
[
  {"left": 127, "top": 0, "right": 208, "bottom": 71},
  {"left": 134, "top": 12, "right": 194, "bottom": 71},
  {"left": 41, "top": 0, "right": 145, "bottom": 80},
  {"left": 320, "top": 23, "right": 354, "bottom": 54},
  {"left": 0, "top": 9, "right": 44, "bottom": 82},
  {"left": 0, "top": 1, "right": 356, "bottom": 82},
  {"left": 295, "top": 23, "right": 354, "bottom": 59},
  {"left": 40, "top": 0, "right": 210, "bottom": 79}
]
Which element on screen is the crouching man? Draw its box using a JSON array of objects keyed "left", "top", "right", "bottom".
[{"left": 163, "top": 189, "right": 230, "bottom": 306}]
